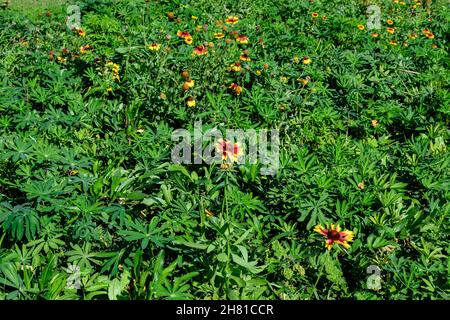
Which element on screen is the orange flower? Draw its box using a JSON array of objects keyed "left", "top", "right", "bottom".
[
  {"left": 422, "top": 29, "right": 431, "bottom": 35},
  {"left": 409, "top": 32, "right": 418, "bottom": 39},
  {"left": 225, "top": 16, "right": 239, "bottom": 24},
  {"left": 229, "top": 83, "right": 243, "bottom": 95},
  {"left": 236, "top": 35, "right": 249, "bottom": 44},
  {"left": 322, "top": 16, "right": 328, "bottom": 21},
  {"left": 193, "top": 45, "right": 208, "bottom": 55},
  {"left": 177, "top": 30, "right": 192, "bottom": 39},
  {"left": 184, "top": 36, "right": 193, "bottom": 44},
  {"left": 75, "top": 28, "right": 86, "bottom": 37},
  {"left": 389, "top": 40, "right": 397, "bottom": 45},
  {"left": 371, "top": 32, "right": 379, "bottom": 37},
  {"left": 80, "top": 44, "right": 92, "bottom": 54},
  {"left": 426, "top": 33, "right": 435, "bottom": 39},
  {"left": 182, "top": 79, "right": 195, "bottom": 91},
  {"left": 371, "top": 119, "right": 379, "bottom": 127},
  {"left": 357, "top": 24, "right": 365, "bottom": 30},
  {"left": 387, "top": 19, "right": 394, "bottom": 25},
  {"left": 314, "top": 224, "right": 355, "bottom": 250},
  {"left": 311, "top": 12, "right": 319, "bottom": 18},
  {"left": 240, "top": 54, "right": 251, "bottom": 61},
  {"left": 387, "top": 27, "right": 395, "bottom": 34}
]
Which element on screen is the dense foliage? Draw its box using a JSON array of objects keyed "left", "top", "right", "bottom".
[{"left": 0, "top": 0, "right": 449, "bottom": 300}]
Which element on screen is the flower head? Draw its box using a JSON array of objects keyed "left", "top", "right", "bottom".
[
  {"left": 225, "top": 16, "right": 239, "bottom": 24},
  {"left": 311, "top": 12, "right": 319, "bottom": 18},
  {"left": 214, "top": 32, "right": 225, "bottom": 39},
  {"left": 357, "top": 24, "right": 365, "bottom": 30},
  {"left": 371, "top": 32, "right": 379, "bottom": 37},
  {"left": 229, "top": 83, "right": 243, "bottom": 95},
  {"left": 387, "top": 27, "right": 395, "bottom": 34},
  {"left": 80, "top": 44, "right": 92, "bottom": 54},
  {"left": 228, "top": 62, "right": 242, "bottom": 72},
  {"left": 314, "top": 224, "right": 354, "bottom": 250},
  {"left": 387, "top": 19, "right": 394, "bottom": 25},
  {"left": 302, "top": 56, "right": 312, "bottom": 65},
  {"left": 216, "top": 139, "right": 242, "bottom": 162},
  {"left": 148, "top": 43, "right": 161, "bottom": 51},
  {"left": 186, "top": 96, "right": 196, "bottom": 107},
  {"left": 182, "top": 79, "right": 195, "bottom": 91},
  {"left": 240, "top": 54, "right": 251, "bottom": 61},
  {"left": 236, "top": 35, "right": 249, "bottom": 44},
  {"left": 193, "top": 45, "right": 208, "bottom": 55},
  {"left": 177, "top": 30, "right": 192, "bottom": 39},
  {"left": 74, "top": 28, "right": 86, "bottom": 37}
]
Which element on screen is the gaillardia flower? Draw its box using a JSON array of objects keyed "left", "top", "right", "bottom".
[
  {"left": 214, "top": 32, "right": 225, "bottom": 39},
  {"left": 240, "top": 54, "right": 251, "bottom": 61},
  {"left": 236, "top": 35, "right": 249, "bottom": 44},
  {"left": 216, "top": 139, "right": 242, "bottom": 162},
  {"left": 177, "top": 30, "right": 192, "bottom": 39},
  {"left": 193, "top": 45, "right": 208, "bottom": 55},
  {"left": 80, "top": 44, "right": 92, "bottom": 54},
  {"left": 148, "top": 43, "right": 161, "bottom": 51},
  {"left": 314, "top": 224, "right": 354, "bottom": 250},
  {"left": 311, "top": 12, "right": 319, "bottom": 18},
  {"left": 229, "top": 83, "right": 243, "bottom": 95},
  {"left": 228, "top": 62, "right": 242, "bottom": 72},
  {"left": 357, "top": 24, "right": 365, "bottom": 30},
  {"left": 387, "top": 27, "right": 395, "bottom": 34},
  {"left": 186, "top": 96, "right": 196, "bottom": 107},
  {"left": 302, "top": 56, "right": 312, "bottom": 65},
  {"left": 225, "top": 16, "right": 239, "bottom": 24},
  {"left": 182, "top": 79, "right": 195, "bottom": 91}
]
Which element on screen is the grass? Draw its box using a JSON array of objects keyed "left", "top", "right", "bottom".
[{"left": 0, "top": 0, "right": 448, "bottom": 300}]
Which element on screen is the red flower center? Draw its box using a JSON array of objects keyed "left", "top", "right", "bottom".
[{"left": 327, "top": 230, "right": 341, "bottom": 241}]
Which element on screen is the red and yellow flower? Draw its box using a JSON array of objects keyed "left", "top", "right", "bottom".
[
  {"left": 240, "top": 53, "right": 251, "bottom": 62},
  {"left": 186, "top": 96, "right": 196, "bottom": 107},
  {"left": 182, "top": 79, "right": 195, "bottom": 91},
  {"left": 148, "top": 43, "right": 161, "bottom": 51},
  {"left": 229, "top": 83, "right": 243, "bottom": 95},
  {"left": 357, "top": 24, "right": 365, "bottom": 30},
  {"left": 236, "top": 35, "right": 249, "bottom": 44},
  {"left": 314, "top": 224, "right": 355, "bottom": 250},
  {"left": 225, "top": 16, "right": 239, "bottom": 24},
  {"left": 177, "top": 30, "right": 192, "bottom": 39},
  {"left": 193, "top": 45, "right": 208, "bottom": 55},
  {"left": 216, "top": 139, "right": 242, "bottom": 162},
  {"left": 80, "top": 44, "right": 92, "bottom": 54},
  {"left": 214, "top": 32, "right": 225, "bottom": 39},
  {"left": 387, "top": 27, "right": 395, "bottom": 34},
  {"left": 228, "top": 62, "right": 242, "bottom": 72},
  {"left": 302, "top": 56, "right": 312, "bottom": 65},
  {"left": 311, "top": 12, "right": 319, "bottom": 18}
]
